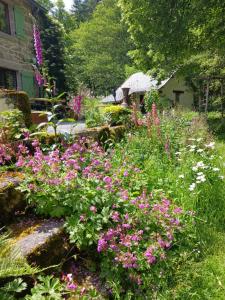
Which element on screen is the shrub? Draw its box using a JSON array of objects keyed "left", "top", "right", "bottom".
[
  {"left": 84, "top": 98, "right": 104, "bottom": 128},
  {"left": 0, "top": 109, "right": 27, "bottom": 143},
  {"left": 3, "top": 90, "right": 32, "bottom": 128},
  {"left": 102, "top": 105, "right": 131, "bottom": 126}
]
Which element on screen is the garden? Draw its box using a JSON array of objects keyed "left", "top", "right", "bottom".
[{"left": 0, "top": 96, "right": 224, "bottom": 299}]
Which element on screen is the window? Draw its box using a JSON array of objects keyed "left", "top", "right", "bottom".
[
  {"left": 0, "top": 0, "right": 10, "bottom": 34},
  {"left": 0, "top": 68, "right": 17, "bottom": 89}
]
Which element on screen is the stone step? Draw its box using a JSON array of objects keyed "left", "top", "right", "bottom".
[
  {"left": 10, "top": 218, "right": 69, "bottom": 267},
  {"left": 0, "top": 172, "right": 25, "bottom": 225}
]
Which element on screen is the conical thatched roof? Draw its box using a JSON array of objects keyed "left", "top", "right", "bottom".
[{"left": 121, "top": 72, "right": 158, "bottom": 95}]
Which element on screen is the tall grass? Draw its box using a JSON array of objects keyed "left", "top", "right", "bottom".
[{"left": 110, "top": 111, "right": 225, "bottom": 298}]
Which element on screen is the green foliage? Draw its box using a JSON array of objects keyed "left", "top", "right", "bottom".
[
  {"left": 102, "top": 105, "right": 131, "bottom": 126},
  {"left": 11, "top": 108, "right": 225, "bottom": 299},
  {"left": 118, "top": 0, "right": 225, "bottom": 76},
  {"left": 72, "top": 0, "right": 100, "bottom": 24},
  {"left": 68, "top": 0, "right": 132, "bottom": 95},
  {"left": 0, "top": 109, "right": 26, "bottom": 142},
  {"left": 84, "top": 98, "right": 104, "bottom": 128},
  {"left": 40, "top": 15, "right": 67, "bottom": 94},
  {"left": 25, "top": 276, "right": 64, "bottom": 300},
  {"left": 36, "top": 0, "right": 54, "bottom": 10},
  {"left": 0, "top": 233, "right": 38, "bottom": 278},
  {"left": 0, "top": 278, "right": 27, "bottom": 300},
  {"left": 144, "top": 89, "right": 160, "bottom": 112}
]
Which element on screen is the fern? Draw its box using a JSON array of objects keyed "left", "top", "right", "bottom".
[{"left": 0, "top": 232, "right": 39, "bottom": 278}]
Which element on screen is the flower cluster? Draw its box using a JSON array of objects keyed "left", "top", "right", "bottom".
[
  {"left": 0, "top": 144, "right": 13, "bottom": 165},
  {"left": 33, "top": 24, "right": 43, "bottom": 66},
  {"left": 98, "top": 193, "right": 189, "bottom": 276},
  {"left": 69, "top": 96, "right": 83, "bottom": 116}
]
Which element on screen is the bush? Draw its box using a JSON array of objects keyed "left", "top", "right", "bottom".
[
  {"left": 3, "top": 90, "right": 32, "bottom": 128},
  {"left": 102, "top": 105, "right": 131, "bottom": 126},
  {"left": 84, "top": 98, "right": 104, "bottom": 128},
  {"left": 0, "top": 109, "right": 26, "bottom": 143}
]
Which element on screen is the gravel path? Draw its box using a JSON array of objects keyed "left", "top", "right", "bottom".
[{"left": 47, "top": 121, "right": 86, "bottom": 135}]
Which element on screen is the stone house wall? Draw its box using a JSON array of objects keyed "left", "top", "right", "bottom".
[{"left": 0, "top": 0, "right": 44, "bottom": 112}]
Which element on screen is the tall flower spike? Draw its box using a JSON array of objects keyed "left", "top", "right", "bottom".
[{"left": 33, "top": 24, "right": 43, "bottom": 66}]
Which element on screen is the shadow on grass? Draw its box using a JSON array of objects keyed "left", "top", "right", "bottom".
[{"left": 207, "top": 114, "right": 225, "bottom": 141}]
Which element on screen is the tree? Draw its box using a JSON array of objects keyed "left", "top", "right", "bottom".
[
  {"left": 118, "top": 0, "right": 225, "bottom": 75},
  {"left": 53, "top": 0, "right": 77, "bottom": 32},
  {"left": 68, "top": 0, "right": 132, "bottom": 95},
  {"left": 36, "top": 0, "right": 54, "bottom": 10},
  {"left": 71, "top": 0, "right": 101, "bottom": 24},
  {"left": 40, "top": 15, "right": 67, "bottom": 93}
]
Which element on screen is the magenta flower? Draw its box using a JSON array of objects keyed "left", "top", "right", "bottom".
[
  {"left": 69, "top": 96, "right": 83, "bottom": 116},
  {"left": 145, "top": 246, "right": 157, "bottom": 265},
  {"left": 67, "top": 283, "right": 77, "bottom": 290},
  {"left": 111, "top": 211, "right": 120, "bottom": 222},
  {"left": 33, "top": 24, "right": 43, "bottom": 65},
  {"left": 103, "top": 176, "right": 112, "bottom": 184},
  {"left": 97, "top": 238, "right": 108, "bottom": 252}
]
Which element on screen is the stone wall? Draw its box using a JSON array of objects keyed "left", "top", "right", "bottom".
[{"left": 0, "top": 0, "right": 35, "bottom": 86}]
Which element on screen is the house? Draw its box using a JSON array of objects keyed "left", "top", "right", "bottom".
[
  {"left": 102, "top": 72, "right": 194, "bottom": 109},
  {"left": 0, "top": 0, "right": 45, "bottom": 102}
]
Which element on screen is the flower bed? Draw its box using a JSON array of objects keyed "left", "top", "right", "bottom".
[{"left": 0, "top": 105, "right": 224, "bottom": 299}]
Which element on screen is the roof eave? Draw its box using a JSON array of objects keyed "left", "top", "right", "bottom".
[{"left": 27, "top": 0, "right": 47, "bottom": 12}]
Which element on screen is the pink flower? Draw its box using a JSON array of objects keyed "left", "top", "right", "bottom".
[
  {"left": 122, "top": 223, "right": 131, "bottom": 229},
  {"left": 123, "top": 170, "right": 129, "bottom": 177},
  {"left": 79, "top": 215, "right": 85, "bottom": 222},
  {"left": 33, "top": 24, "right": 43, "bottom": 65},
  {"left": 97, "top": 238, "right": 108, "bottom": 252},
  {"left": 32, "top": 139, "right": 39, "bottom": 148},
  {"left": 145, "top": 246, "right": 157, "bottom": 265},
  {"left": 103, "top": 176, "right": 112, "bottom": 184},
  {"left": 173, "top": 207, "right": 183, "bottom": 214},
  {"left": 67, "top": 283, "right": 77, "bottom": 290},
  {"left": 90, "top": 206, "right": 97, "bottom": 213},
  {"left": 111, "top": 211, "right": 120, "bottom": 222}
]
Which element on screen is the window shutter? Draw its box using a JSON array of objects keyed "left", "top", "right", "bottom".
[
  {"left": 21, "top": 71, "right": 35, "bottom": 97},
  {"left": 14, "top": 6, "right": 25, "bottom": 38}
]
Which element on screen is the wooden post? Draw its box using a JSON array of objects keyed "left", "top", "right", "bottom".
[{"left": 121, "top": 88, "right": 130, "bottom": 107}]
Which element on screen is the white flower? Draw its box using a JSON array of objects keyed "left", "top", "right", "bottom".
[
  {"left": 197, "top": 149, "right": 204, "bottom": 153},
  {"left": 175, "top": 152, "right": 181, "bottom": 155},
  {"left": 205, "top": 142, "right": 215, "bottom": 149},
  {"left": 197, "top": 172, "right": 204, "bottom": 176},
  {"left": 189, "top": 183, "right": 196, "bottom": 191},
  {"left": 219, "top": 175, "right": 224, "bottom": 180},
  {"left": 179, "top": 174, "right": 184, "bottom": 179},
  {"left": 192, "top": 166, "right": 198, "bottom": 171},
  {"left": 196, "top": 174, "right": 206, "bottom": 183},
  {"left": 213, "top": 168, "right": 220, "bottom": 172},
  {"left": 196, "top": 161, "right": 205, "bottom": 168}
]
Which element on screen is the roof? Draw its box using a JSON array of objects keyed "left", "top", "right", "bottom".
[
  {"left": 101, "top": 72, "right": 173, "bottom": 104},
  {"left": 121, "top": 72, "right": 158, "bottom": 95},
  {"left": 102, "top": 88, "right": 123, "bottom": 103},
  {"left": 27, "top": 0, "right": 47, "bottom": 12}
]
